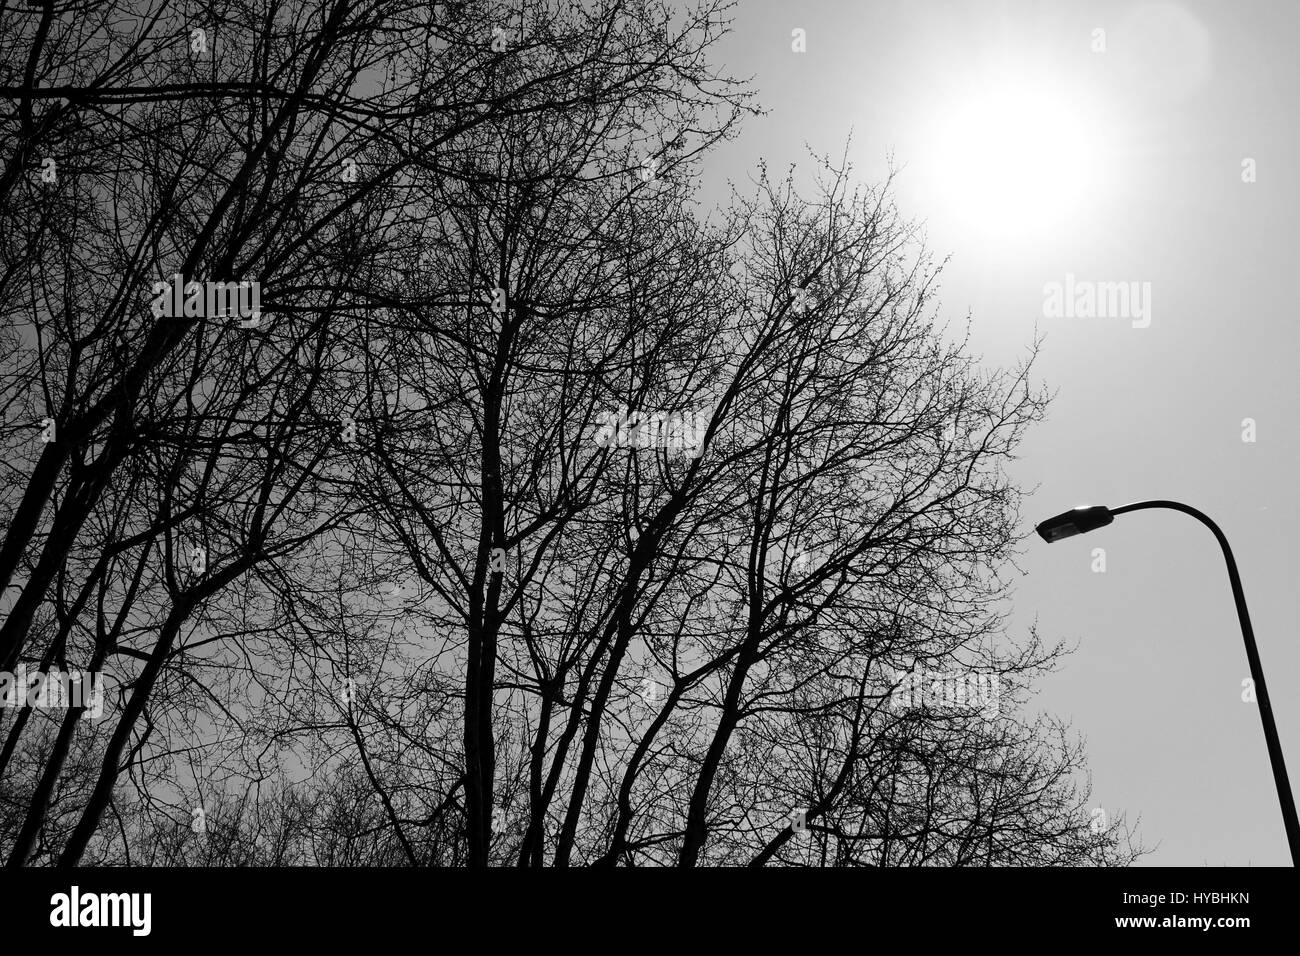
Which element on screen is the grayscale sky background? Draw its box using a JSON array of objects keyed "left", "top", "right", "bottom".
[{"left": 696, "top": 0, "right": 1300, "bottom": 865}]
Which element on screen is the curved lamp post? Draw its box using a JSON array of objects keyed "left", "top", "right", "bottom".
[{"left": 1036, "top": 500, "right": 1299, "bottom": 865}]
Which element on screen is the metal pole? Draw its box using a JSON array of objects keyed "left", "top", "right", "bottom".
[{"left": 1110, "top": 500, "right": 1299, "bottom": 865}]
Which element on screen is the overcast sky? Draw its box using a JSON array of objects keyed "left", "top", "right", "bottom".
[{"left": 697, "top": 0, "right": 1300, "bottom": 865}]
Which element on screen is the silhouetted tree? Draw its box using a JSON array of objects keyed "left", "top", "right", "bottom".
[{"left": 0, "top": 0, "right": 1139, "bottom": 868}]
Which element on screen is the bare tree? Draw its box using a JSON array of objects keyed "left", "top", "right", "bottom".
[{"left": 0, "top": 0, "right": 1140, "bottom": 868}]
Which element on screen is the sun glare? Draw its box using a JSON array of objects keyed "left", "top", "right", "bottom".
[{"left": 922, "top": 79, "right": 1098, "bottom": 241}]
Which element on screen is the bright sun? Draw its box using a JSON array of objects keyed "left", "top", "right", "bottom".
[{"left": 923, "top": 80, "right": 1097, "bottom": 241}]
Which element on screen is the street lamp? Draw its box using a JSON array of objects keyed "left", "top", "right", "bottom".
[{"left": 1036, "top": 500, "right": 1300, "bottom": 865}]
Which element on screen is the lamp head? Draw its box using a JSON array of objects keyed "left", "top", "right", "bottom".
[{"left": 1036, "top": 505, "right": 1114, "bottom": 543}]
